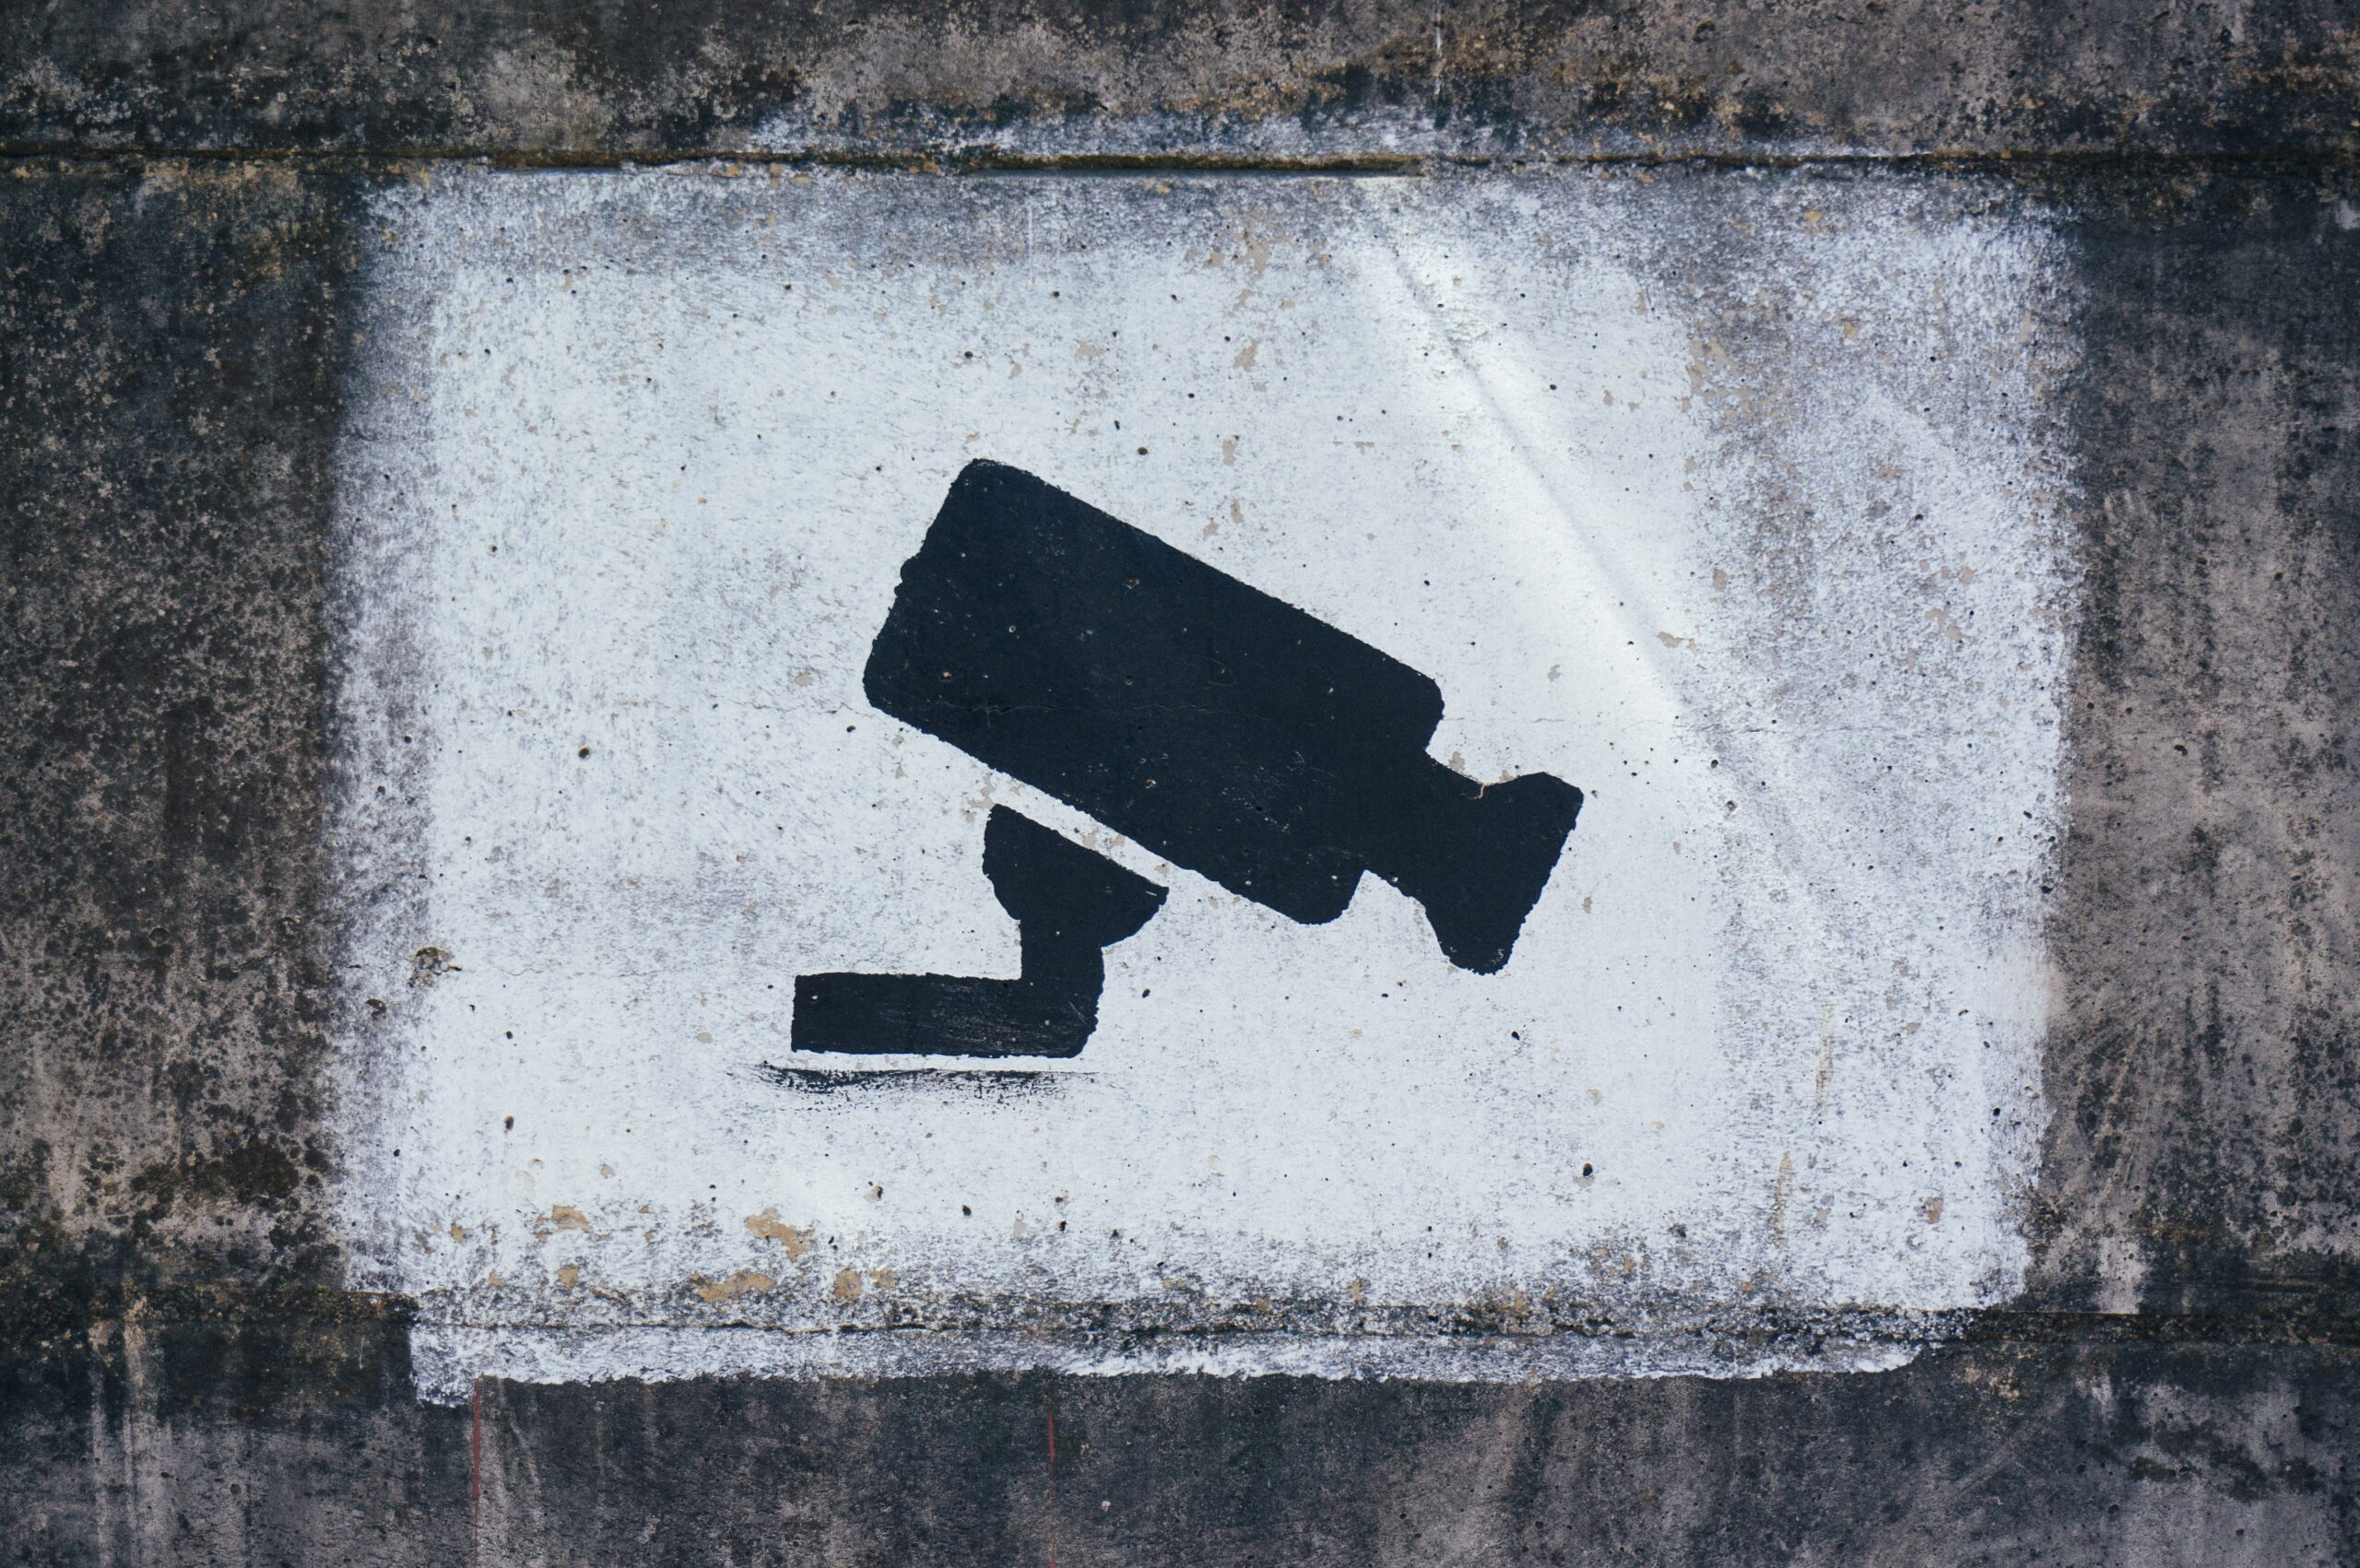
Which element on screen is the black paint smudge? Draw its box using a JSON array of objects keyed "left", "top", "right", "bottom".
[
  {"left": 792, "top": 805, "right": 1165, "bottom": 1058},
  {"left": 760, "top": 1066, "right": 1077, "bottom": 1099}
]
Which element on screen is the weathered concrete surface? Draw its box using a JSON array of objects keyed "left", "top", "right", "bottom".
[
  {"left": 2, "top": 1326, "right": 2354, "bottom": 1563},
  {"left": 5, "top": 147, "right": 2355, "bottom": 1566},
  {"left": 2032, "top": 171, "right": 2360, "bottom": 1325},
  {"left": 3, "top": 0, "right": 2358, "bottom": 161},
  {"left": 4, "top": 2, "right": 2360, "bottom": 1559},
  {"left": 0, "top": 164, "right": 359, "bottom": 1319}
]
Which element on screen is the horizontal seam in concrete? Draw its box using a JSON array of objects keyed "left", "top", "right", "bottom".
[
  {"left": 18, "top": 1299, "right": 2360, "bottom": 1350},
  {"left": 1, "top": 144, "right": 2357, "bottom": 175}
]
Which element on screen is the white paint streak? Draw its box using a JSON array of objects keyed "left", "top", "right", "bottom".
[
  {"left": 329, "top": 169, "right": 2077, "bottom": 1397},
  {"left": 408, "top": 1324, "right": 1927, "bottom": 1402}
]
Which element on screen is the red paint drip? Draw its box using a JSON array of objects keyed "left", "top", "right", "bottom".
[
  {"left": 1044, "top": 1400, "right": 1060, "bottom": 1568},
  {"left": 470, "top": 1378, "right": 483, "bottom": 1504}
]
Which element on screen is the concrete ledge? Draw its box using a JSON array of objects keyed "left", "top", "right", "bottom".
[{"left": 3, "top": 2, "right": 2358, "bottom": 162}]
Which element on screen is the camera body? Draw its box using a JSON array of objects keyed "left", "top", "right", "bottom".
[{"left": 866, "top": 461, "right": 1583, "bottom": 975}]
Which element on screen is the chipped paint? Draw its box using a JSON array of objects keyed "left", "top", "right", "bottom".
[{"left": 746, "top": 1208, "right": 817, "bottom": 1257}]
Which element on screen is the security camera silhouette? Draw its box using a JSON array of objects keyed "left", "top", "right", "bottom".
[{"left": 792, "top": 460, "right": 1582, "bottom": 1058}]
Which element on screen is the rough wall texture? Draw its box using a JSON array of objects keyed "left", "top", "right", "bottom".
[
  {"left": 0, "top": 163, "right": 356, "bottom": 1306},
  {"left": 2, "top": 3, "right": 2356, "bottom": 1562},
  {"left": 2037, "top": 173, "right": 2360, "bottom": 1326},
  {"left": 5, "top": 0, "right": 2360, "bottom": 159}
]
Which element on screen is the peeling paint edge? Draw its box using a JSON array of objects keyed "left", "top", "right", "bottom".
[{"left": 407, "top": 1322, "right": 1943, "bottom": 1402}]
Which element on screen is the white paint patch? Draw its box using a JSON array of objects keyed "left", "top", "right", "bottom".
[{"left": 329, "top": 169, "right": 2078, "bottom": 1399}]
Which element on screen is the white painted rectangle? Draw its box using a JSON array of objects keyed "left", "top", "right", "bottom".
[{"left": 329, "top": 167, "right": 2076, "bottom": 1397}]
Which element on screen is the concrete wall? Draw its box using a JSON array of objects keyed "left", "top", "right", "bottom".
[{"left": 4, "top": 4, "right": 2357, "bottom": 1562}]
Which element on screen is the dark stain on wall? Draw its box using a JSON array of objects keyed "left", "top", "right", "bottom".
[
  {"left": 0, "top": 164, "right": 362, "bottom": 1352},
  {"left": 2035, "top": 171, "right": 2360, "bottom": 1325},
  {"left": 3, "top": 1326, "right": 2354, "bottom": 1562}
]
